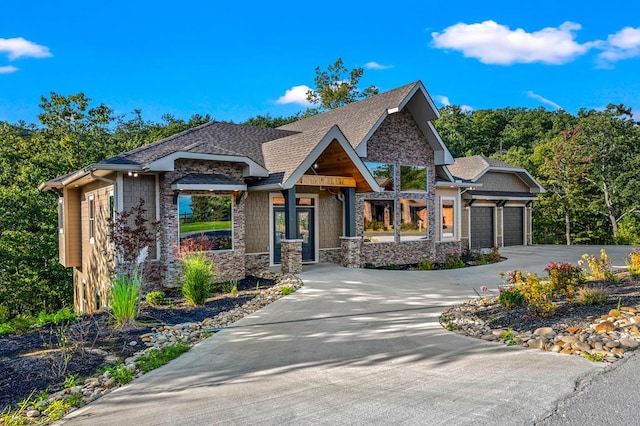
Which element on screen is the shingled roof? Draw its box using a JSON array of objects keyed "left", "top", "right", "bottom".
[
  {"left": 101, "top": 121, "right": 298, "bottom": 168},
  {"left": 447, "top": 155, "right": 545, "bottom": 193}
]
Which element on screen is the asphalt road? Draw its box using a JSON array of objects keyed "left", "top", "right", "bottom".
[{"left": 59, "top": 245, "right": 635, "bottom": 425}]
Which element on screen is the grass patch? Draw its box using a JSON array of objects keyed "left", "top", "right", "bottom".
[
  {"left": 136, "top": 343, "right": 190, "bottom": 373},
  {"left": 179, "top": 221, "right": 231, "bottom": 234},
  {"left": 280, "top": 286, "right": 295, "bottom": 296},
  {"left": 576, "top": 287, "right": 610, "bottom": 306}
]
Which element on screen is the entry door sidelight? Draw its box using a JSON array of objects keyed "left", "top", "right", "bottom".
[{"left": 273, "top": 207, "right": 315, "bottom": 263}]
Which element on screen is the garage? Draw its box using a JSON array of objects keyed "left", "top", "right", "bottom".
[
  {"left": 503, "top": 207, "right": 524, "bottom": 246},
  {"left": 470, "top": 207, "right": 494, "bottom": 249}
]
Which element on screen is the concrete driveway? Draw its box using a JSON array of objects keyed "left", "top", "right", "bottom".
[{"left": 61, "top": 245, "right": 633, "bottom": 425}]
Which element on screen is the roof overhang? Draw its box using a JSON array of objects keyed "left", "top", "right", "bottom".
[
  {"left": 282, "top": 125, "right": 381, "bottom": 192},
  {"left": 463, "top": 190, "right": 539, "bottom": 201},
  {"left": 145, "top": 152, "right": 269, "bottom": 178},
  {"left": 472, "top": 167, "right": 546, "bottom": 194}
]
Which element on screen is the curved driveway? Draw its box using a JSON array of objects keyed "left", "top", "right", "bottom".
[{"left": 61, "top": 246, "right": 632, "bottom": 425}]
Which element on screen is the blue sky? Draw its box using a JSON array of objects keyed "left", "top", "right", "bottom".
[{"left": 1, "top": 0, "right": 639, "bottom": 125}]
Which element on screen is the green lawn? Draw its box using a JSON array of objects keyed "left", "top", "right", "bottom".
[{"left": 179, "top": 221, "right": 231, "bottom": 233}]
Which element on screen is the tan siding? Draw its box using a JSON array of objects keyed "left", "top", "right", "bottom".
[
  {"left": 76, "top": 184, "right": 113, "bottom": 313},
  {"left": 319, "top": 191, "right": 342, "bottom": 249},
  {"left": 63, "top": 188, "right": 82, "bottom": 267},
  {"left": 476, "top": 172, "right": 530, "bottom": 192},
  {"left": 245, "top": 191, "right": 270, "bottom": 253}
]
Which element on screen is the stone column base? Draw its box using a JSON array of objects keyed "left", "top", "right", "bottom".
[
  {"left": 281, "top": 239, "right": 303, "bottom": 274},
  {"left": 340, "top": 236, "right": 362, "bottom": 268}
]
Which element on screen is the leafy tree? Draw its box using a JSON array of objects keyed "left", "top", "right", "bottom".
[
  {"left": 243, "top": 113, "right": 300, "bottom": 128},
  {"left": 306, "top": 58, "right": 379, "bottom": 112}
]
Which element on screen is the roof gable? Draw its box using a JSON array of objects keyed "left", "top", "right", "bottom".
[{"left": 447, "top": 155, "right": 545, "bottom": 193}]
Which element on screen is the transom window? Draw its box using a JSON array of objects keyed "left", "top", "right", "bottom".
[
  {"left": 400, "top": 165, "right": 428, "bottom": 192},
  {"left": 364, "top": 162, "right": 394, "bottom": 191},
  {"left": 179, "top": 194, "right": 233, "bottom": 252}
]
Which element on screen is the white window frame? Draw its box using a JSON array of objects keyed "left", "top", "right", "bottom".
[
  {"left": 177, "top": 193, "right": 234, "bottom": 253},
  {"left": 88, "top": 195, "right": 95, "bottom": 245},
  {"left": 440, "top": 196, "right": 457, "bottom": 241}
]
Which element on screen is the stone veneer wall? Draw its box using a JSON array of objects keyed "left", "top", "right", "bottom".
[
  {"left": 281, "top": 240, "right": 302, "bottom": 274},
  {"left": 320, "top": 248, "right": 342, "bottom": 264},
  {"left": 360, "top": 240, "right": 435, "bottom": 267},
  {"left": 355, "top": 110, "right": 437, "bottom": 265},
  {"left": 159, "top": 159, "right": 246, "bottom": 287},
  {"left": 245, "top": 253, "right": 270, "bottom": 272},
  {"left": 435, "top": 240, "right": 465, "bottom": 259}
]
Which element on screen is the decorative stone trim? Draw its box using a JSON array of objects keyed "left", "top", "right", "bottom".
[
  {"left": 281, "top": 239, "right": 303, "bottom": 274},
  {"left": 340, "top": 237, "right": 362, "bottom": 268}
]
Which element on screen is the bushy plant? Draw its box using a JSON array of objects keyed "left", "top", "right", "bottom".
[
  {"left": 181, "top": 254, "right": 213, "bottom": 306},
  {"left": 517, "top": 273, "right": 557, "bottom": 317},
  {"left": 545, "top": 261, "right": 584, "bottom": 293},
  {"left": 104, "top": 363, "right": 134, "bottom": 385},
  {"left": 582, "top": 249, "right": 615, "bottom": 281},
  {"left": 0, "top": 304, "right": 8, "bottom": 323},
  {"left": 577, "top": 287, "right": 610, "bottom": 306},
  {"left": 626, "top": 248, "right": 640, "bottom": 278},
  {"left": 145, "top": 291, "right": 165, "bottom": 306},
  {"left": 417, "top": 259, "right": 435, "bottom": 270},
  {"left": 220, "top": 279, "right": 238, "bottom": 294},
  {"left": 63, "top": 373, "right": 81, "bottom": 389},
  {"left": 443, "top": 254, "right": 466, "bottom": 269},
  {"left": 498, "top": 286, "right": 525, "bottom": 309},
  {"left": 109, "top": 272, "right": 141, "bottom": 328},
  {"left": 384, "top": 263, "right": 400, "bottom": 270}
]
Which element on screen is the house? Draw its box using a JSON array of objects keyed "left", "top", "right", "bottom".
[{"left": 40, "top": 81, "right": 544, "bottom": 313}]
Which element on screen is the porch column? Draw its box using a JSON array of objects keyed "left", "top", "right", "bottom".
[
  {"left": 280, "top": 187, "right": 302, "bottom": 274},
  {"left": 341, "top": 187, "right": 356, "bottom": 237},
  {"left": 281, "top": 187, "right": 297, "bottom": 239}
]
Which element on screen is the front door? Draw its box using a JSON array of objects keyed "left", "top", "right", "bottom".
[{"left": 273, "top": 207, "right": 315, "bottom": 264}]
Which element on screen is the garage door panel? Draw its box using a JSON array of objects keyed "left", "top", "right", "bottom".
[
  {"left": 471, "top": 207, "right": 493, "bottom": 249},
  {"left": 503, "top": 207, "right": 524, "bottom": 246}
]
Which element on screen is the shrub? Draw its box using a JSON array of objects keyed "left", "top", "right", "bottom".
[
  {"left": 627, "top": 248, "right": 640, "bottom": 279},
  {"left": 443, "top": 254, "right": 466, "bottom": 269},
  {"left": 501, "top": 270, "right": 525, "bottom": 285},
  {"left": 145, "top": 291, "right": 165, "bottom": 306},
  {"left": 577, "top": 287, "right": 610, "bottom": 306},
  {"left": 0, "top": 305, "right": 8, "bottom": 323},
  {"left": 582, "top": 249, "right": 614, "bottom": 281},
  {"left": 109, "top": 272, "right": 141, "bottom": 328},
  {"left": 63, "top": 373, "right": 81, "bottom": 389},
  {"left": 181, "top": 254, "right": 213, "bottom": 306},
  {"left": 498, "top": 287, "right": 525, "bottom": 309},
  {"left": 417, "top": 259, "right": 435, "bottom": 271},
  {"left": 105, "top": 363, "right": 134, "bottom": 385},
  {"left": 518, "top": 273, "right": 557, "bottom": 318},
  {"left": 545, "top": 262, "right": 584, "bottom": 293},
  {"left": 137, "top": 342, "right": 189, "bottom": 373},
  {"left": 384, "top": 263, "right": 400, "bottom": 270}
]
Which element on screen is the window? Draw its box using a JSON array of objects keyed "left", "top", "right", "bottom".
[
  {"left": 400, "top": 165, "right": 428, "bottom": 192},
  {"left": 400, "top": 199, "right": 428, "bottom": 241},
  {"left": 108, "top": 190, "right": 114, "bottom": 218},
  {"left": 179, "top": 194, "right": 232, "bottom": 252},
  {"left": 363, "top": 199, "right": 395, "bottom": 243},
  {"left": 58, "top": 198, "right": 64, "bottom": 234},
  {"left": 364, "top": 162, "right": 394, "bottom": 191},
  {"left": 88, "top": 195, "right": 95, "bottom": 244},
  {"left": 441, "top": 198, "right": 456, "bottom": 239}
]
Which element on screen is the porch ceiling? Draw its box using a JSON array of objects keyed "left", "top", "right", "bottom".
[{"left": 302, "top": 140, "right": 373, "bottom": 192}]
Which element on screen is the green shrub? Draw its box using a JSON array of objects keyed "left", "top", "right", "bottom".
[
  {"left": 0, "top": 323, "right": 13, "bottom": 336},
  {"left": 137, "top": 343, "right": 189, "bottom": 373},
  {"left": 63, "top": 373, "right": 81, "bottom": 389},
  {"left": 545, "top": 262, "right": 584, "bottom": 292},
  {"left": 145, "top": 291, "right": 165, "bottom": 306},
  {"left": 9, "top": 314, "right": 32, "bottom": 334},
  {"left": 498, "top": 287, "right": 525, "bottom": 309},
  {"left": 443, "top": 254, "right": 466, "bottom": 269},
  {"left": 577, "top": 287, "right": 610, "bottom": 305},
  {"left": 417, "top": 259, "right": 435, "bottom": 270},
  {"left": 363, "top": 263, "right": 376, "bottom": 269},
  {"left": 384, "top": 263, "right": 400, "bottom": 270},
  {"left": 109, "top": 272, "right": 141, "bottom": 328},
  {"left": 181, "top": 254, "right": 213, "bottom": 306},
  {"left": 64, "top": 392, "right": 85, "bottom": 408}
]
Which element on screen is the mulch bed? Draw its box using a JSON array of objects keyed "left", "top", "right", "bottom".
[{"left": 0, "top": 276, "right": 273, "bottom": 411}]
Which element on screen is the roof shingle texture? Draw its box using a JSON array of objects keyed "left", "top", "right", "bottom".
[
  {"left": 447, "top": 155, "right": 523, "bottom": 180},
  {"left": 101, "top": 121, "right": 298, "bottom": 168}
]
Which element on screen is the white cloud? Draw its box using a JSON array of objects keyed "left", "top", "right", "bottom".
[
  {"left": 0, "top": 65, "right": 18, "bottom": 74},
  {"left": 434, "top": 94, "right": 473, "bottom": 112},
  {"left": 275, "top": 85, "right": 315, "bottom": 107},
  {"left": 364, "top": 61, "right": 392, "bottom": 70},
  {"left": 0, "top": 37, "right": 52, "bottom": 60},
  {"left": 434, "top": 95, "right": 450, "bottom": 106},
  {"left": 596, "top": 26, "right": 640, "bottom": 67},
  {"left": 525, "top": 91, "right": 562, "bottom": 110},
  {"left": 431, "top": 20, "right": 592, "bottom": 65}
]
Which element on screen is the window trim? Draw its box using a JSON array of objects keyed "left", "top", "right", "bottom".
[
  {"left": 364, "top": 161, "right": 395, "bottom": 192},
  {"left": 399, "top": 198, "right": 429, "bottom": 241},
  {"left": 88, "top": 195, "right": 95, "bottom": 245},
  {"left": 440, "top": 196, "right": 457, "bottom": 241},
  {"left": 362, "top": 198, "right": 396, "bottom": 243},
  {"left": 399, "top": 164, "right": 429, "bottom": 193}
]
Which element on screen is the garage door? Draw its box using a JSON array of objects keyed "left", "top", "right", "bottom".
[
  {"left": 503, "top": 207, "right": 524, "bottom": 246},
  {"left": 470, "top": 207, "right": 493, "bottom": 249}
]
